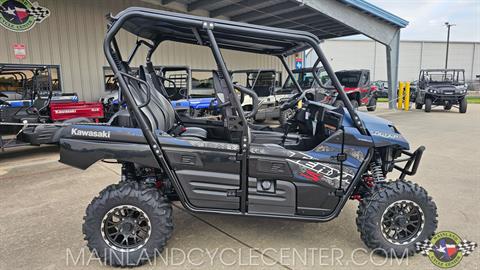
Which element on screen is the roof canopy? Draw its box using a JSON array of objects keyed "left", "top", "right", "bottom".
[
  {"left": 154, "top": 0, "right": 408, "bottom": 41},
  {"left": 112, "top": 7, "right": 320, "bottom": 55}
]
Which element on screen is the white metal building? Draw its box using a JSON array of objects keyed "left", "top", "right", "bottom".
[{"left": 308, "top": 39, "right": 480, "bottom": 83}]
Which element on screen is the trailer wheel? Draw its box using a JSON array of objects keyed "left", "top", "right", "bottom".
[
  {"left": 424, "top": 98, "right": 432, "bottom": 112},
  {"left": 83, "top": 181, "right": 173, "bottom": 267},
  {"left": 459, "top": 98, "right": 467, "bottom": 113},
  {"left": 356, "top": 180, "right": 437, "bottom": 257},
  {"left": 367, "top": 97, "right": 377, "bottom": 111}
]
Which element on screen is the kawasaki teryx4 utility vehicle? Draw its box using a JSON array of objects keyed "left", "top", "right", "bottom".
[
  {"left": 0, "top": 64, "right": 103, "bottom": 150},
  {"left": 58, "top": 8, "right": 437, "bottom": 267},
  {"left": 414, "top": 69, "right": 468, "bottom": 113}
]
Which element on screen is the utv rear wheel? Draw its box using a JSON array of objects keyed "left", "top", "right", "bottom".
[
  {"left": 444, "top": 104, "right": 452, "bottom": 110},
  {"left": 367, "top": 97, "right": 377, "bottom": 111},
  {"left": 424, "top": 98, "right": 432, "bottom": 112},
  {"left": 356, "top": 180, "right": 437, "bottom": 257},
  {"left": 83, "top": 181, "right": 173, "bottom": 267},
  {"left": 415, "top": 102, "right": 423, "bottom": 110},
  {"left": 459, "top": 98, "right": 467, "bottom": 113}
]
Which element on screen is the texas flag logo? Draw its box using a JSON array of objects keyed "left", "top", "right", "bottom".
[
  {"left": 434, "top": 239, "right": 459, "bottom": 260},
  {"left": 0, "top": 0, "right": 50, "bottom": 32}
]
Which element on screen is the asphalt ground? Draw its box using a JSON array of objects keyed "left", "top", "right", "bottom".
[{"left": 1, "top": 103, "right": 479, "bottom": 269}]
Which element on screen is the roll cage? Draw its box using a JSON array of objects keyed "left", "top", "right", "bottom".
[
  {"left": 418, "top": 69, "right": 465, "bottom": 85},
  {"left": 104, "top": 8, "right": 368, "bottom": 215}
]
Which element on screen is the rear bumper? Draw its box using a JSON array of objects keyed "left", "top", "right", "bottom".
[{"left": 18, "top": 125, "right": 60, "bottom": 145}]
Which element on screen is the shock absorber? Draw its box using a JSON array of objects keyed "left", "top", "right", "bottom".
[{"left": 370, "top": 159, "right": 385, "bottom": 182}]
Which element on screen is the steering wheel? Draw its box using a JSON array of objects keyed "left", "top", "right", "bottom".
[
  {"left": 233, "top": 84, "right": 258, "bottom": 119},
  {"left": 280, "top": 89, "right": 315, "bottom": 111}
]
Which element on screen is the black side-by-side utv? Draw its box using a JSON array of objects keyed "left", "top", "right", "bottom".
[
  {"left": 414, "top": 69, "right": 468, "bottom": 113},
  {"left": 57, "top": 8, "right": 438, "bottom": 267}
]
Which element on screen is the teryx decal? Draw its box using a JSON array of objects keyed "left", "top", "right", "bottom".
[{"left": 287, "top": 151, "right": 354, "bottom": 189}]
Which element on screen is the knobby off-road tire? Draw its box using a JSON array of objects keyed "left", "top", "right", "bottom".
[
  {"left": 333, "top": 100, "right": 345, "bottom": 108},
  {"left": 459, "top": 98, "right": 467, "bottom": 113},
  {"left": 356, "top": 180, "right": 437, "bottom": 257},
  {"left": 424, "top": 98, "right": 432, "bottom": 112},
  {"left": 367, "top": 97, "right": 377, "bottom": 112},
  {"left": 350, "top": 99, "right": 359, "bottom": 109},
  {"left": 279, "top": 108, "right": 295, "bottom": 126},
  {"left": 83, "top": 181, "right": 173, "bottom": 267}
]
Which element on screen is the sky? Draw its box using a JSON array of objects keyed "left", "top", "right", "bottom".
[{"left": 350, "top": 0, "right": 480, "bottom": 42}]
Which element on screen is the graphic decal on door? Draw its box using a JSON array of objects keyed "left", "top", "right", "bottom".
[{"left": 286, "top": 151, "right": 355, "bottom": 189}]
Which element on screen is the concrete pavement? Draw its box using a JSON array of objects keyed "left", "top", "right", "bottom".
[{"left": 1, "top": 103, "right": 479, "bottom": 269}]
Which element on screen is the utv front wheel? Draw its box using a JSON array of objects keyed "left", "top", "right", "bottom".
[
  {"left": 424, "top": 98, "right": 432, "bottom": 112},
  {"left": 459, "top": 98, "right": 467, "bottom": 113},
  {"left": 279, "top": 108, "right": 295, "bottom": 126},
  {"left": 350, "top": 99, "right": 359, "bottom": 109},
  {"left": 356, "top": 180, "right": 437, "bottom": 257},
  {"left": 367, "top": 97, "right": 377, "bottom": 111},
  {"left": 333, "top": 100, "right": 344, "bottom": 108},
  {"left": 83, "top": 182, "right": 173, "bottom": 267}
]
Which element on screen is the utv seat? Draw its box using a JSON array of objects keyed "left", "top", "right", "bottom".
[{"left": 122, "top": 65, "right": 207, "bottom": 140}]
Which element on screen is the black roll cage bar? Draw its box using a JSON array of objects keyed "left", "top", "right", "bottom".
[{"left": 103, "top": 9, "right": 368, "bottom": 220}]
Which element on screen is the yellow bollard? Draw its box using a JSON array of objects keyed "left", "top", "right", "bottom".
[
  {"left": 398, "top": 82, "right": 404, "bottom": 110},
  {"left": 404, "top": 82, "right": 411, "bottom": 111}
]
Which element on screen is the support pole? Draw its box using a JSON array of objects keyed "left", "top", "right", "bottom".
[{"left": 386, "top": 30, "right": 401, "bottom": 110}]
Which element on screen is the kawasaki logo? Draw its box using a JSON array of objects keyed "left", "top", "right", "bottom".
[
  {"left": 54, "top": 109, "right": 76, "bottom": 114},
  {"left": 71, "top": 128, "right": 110, "bottom": 138}
]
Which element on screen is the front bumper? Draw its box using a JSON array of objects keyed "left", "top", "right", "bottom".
[
  {"left": 428, "top": 93, "right": 465, "bottom": 103},
  {"left": 393, "top": 146, "right": 425, "bottom": 180}
]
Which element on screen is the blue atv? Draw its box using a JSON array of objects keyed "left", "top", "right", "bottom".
[{"left": 58, "top": 9, "right": 437, "bottom": 267}]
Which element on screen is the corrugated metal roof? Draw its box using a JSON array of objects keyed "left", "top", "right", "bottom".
[{"left": 152, "top": 0, "right": 408, "bottom": 40}]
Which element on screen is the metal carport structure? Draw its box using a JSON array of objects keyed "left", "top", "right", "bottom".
[{"left": 145, "top": 0, "right": 408, "bottom": 109}]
